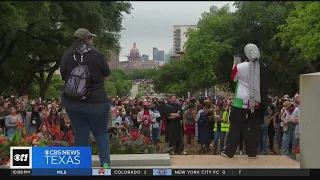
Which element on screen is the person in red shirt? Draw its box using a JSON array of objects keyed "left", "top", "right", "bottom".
[{"left": 137, "top": 102, "right": 156, "bottom": 139}]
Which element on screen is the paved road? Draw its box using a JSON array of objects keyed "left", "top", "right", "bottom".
[
  {"left": 130, "top": 84, "right": 167, "bottom": 100},
  {"left": 130, "top": 84, "right": 138, "bottom": 99}
]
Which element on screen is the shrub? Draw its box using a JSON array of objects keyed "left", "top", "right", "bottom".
[{"left": 0, "top": 122, "right": 74, "bottom": 166}]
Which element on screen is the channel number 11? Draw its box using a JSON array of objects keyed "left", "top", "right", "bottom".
[{"left": 14, "top": 154, "right": 28, "bottom": 161}]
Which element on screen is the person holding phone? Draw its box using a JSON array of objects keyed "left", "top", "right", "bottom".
[
  {"left": 234, "top": 54, "right": 243, "bottom": 64},
  {"left": 222, "top": 44, "right": 268, "bottom": 159},
  {"left": 26, "top": 104, "right": 43, "bottom": 135}
]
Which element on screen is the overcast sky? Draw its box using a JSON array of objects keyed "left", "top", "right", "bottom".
[{"left": 119, "top": 1, "right": 236, "bottom": 61}]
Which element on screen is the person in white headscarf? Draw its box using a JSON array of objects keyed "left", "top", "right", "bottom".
[{"left": 221, "top": 43, "right": 268, "bottom": 159}]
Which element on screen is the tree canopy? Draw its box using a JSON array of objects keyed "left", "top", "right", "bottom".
[
  {"left": 153, "top": 1, "right": 320, "bottom": 97},
  {"left": 127, "top": 69, "right": 159, "bottom": 80},
  {"left": 0, "top": 1, "right": 132, "bottom": 98},
  {"left": 24, "top": 68, "right": 133, "bottom": 100},
  {"left": 105, "top": 69, "right": 132, "bottom": 98}
]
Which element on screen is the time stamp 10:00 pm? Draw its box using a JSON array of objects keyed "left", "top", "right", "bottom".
[{"left": 11, "top": 169, "right": 32, "bottom": 176}]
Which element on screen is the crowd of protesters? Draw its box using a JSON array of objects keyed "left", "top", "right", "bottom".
[
  {"left": 0, "top": 96, "right": 73, "bottom": 143},
  {"left": 106, "top": 92, "right": 300, "bottom": 159},
  {"left": 0, "top": 90, "right": 300, "bottom": 159}
]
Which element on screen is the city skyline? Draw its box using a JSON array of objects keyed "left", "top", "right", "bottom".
[{"left": 119, "top": 1, "right": 235, "bottom": 61}]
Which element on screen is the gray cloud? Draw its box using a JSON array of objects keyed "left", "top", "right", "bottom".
[{"left": 120, "top": 1, "right": 235, "bottom": 59}]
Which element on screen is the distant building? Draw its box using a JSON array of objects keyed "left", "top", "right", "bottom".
[
  {"left": 173, "top": 25, "right": 197, "bottom": 54},
  {"left": 141, "top": 54, "right": 149, "bottom": 61},
  {"left": 121, "top": 42, "right": 158, "bottom": 72},
  {"left": 173, "top": 51, "right": 185, "bottom": 60},
  {"left": 154, "top": 50, "right": 164, "bottom": 62},
  {"left": 128, "top": 42, "right": 141, "bottom": 62},
  {"left": 108, "top": 50, "right": 120, "bottom": 69},
  {"left": 164, "top": 54, "right": 170, "bottom": 62},
  {"left": 169, "top": 48, "right": 174, "bottom": 57},
  {"left": 153, "top": 47, "right": 158, "bottom": 60}
]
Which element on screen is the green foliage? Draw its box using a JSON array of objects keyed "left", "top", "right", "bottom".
[
  {"left": 104, "top": 68, "right": 132, "bottom": 98},
  {"left": 0, "top": 124, "right": 73, "bottom": 165},
  {"left": 153, "top": 60, "right": 189, "bottom": 96},
  {"left": 127, "top": 69, "right": 159, "bottom": 80},
  {"left": 276, "top": 2, "right": 320, "bottom": 61},
  {"left": 154, "top": 2, "right": 320, "bottom": 96},
  {"left": 104, "top": 81, "right": 117, "bottom": 97},
  {"left": 135, "top": 94, "right": 142, "bottom": 99},
  {"left": 184, "top": 4, "right": 236, "bottom": 91},
  {"left": 0, "top": 1, "right": 132, "bottom": 97}
]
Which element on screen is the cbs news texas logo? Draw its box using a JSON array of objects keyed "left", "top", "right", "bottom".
[{"left": 10, "top": 146, "right": 92, "bottom": 169}]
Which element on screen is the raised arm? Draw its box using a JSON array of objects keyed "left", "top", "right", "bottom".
[{"left": 231, "top": 56, "right": 239, "bottom": 82}]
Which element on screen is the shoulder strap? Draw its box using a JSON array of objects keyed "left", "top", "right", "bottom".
[{"left": 72, "top": 49, "right": 94, "bottom": 64}]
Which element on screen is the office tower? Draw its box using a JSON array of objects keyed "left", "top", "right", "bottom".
[
  {"left": 153, "top": 47, "right": 158, "bottom": 60},
  {"left": 173, "top": 25, "right": 196, "bottom": 54},
  {"left": 154, "top": 50, "right": 164, "bottom": 62},
  {"left": 109, "top": 50, "right": 120, "bottom": 69},
  {"left": 164, "top": 54, "right": 170, "bottom": 62},
  {"left": 141, "top": 54, "right": 149, "bottom": 61}
]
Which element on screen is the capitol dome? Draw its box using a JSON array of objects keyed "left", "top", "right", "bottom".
[
  {"left": 128, "top": 42, "right": 141, "bottom": 62},
  {"left": 130, "top": 42, "right": 139, "bottom": 57}
]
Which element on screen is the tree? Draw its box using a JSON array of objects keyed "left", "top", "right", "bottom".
[
  {"left": 104, "top": 81, "right": 117, "bottom": 97},
  {"left": 109, "top": 68, "right": 128, "bottom": 81},
  {"left": 127, "top": 69, "right": 159, "bottom": 80},
  {"left": 135, "top": 94, "right": 142, "bottom": 99},
  {"left": 0, "top": 1, "right": 132, "bottom": 97},
  {"left": 153, "top": 59, "right": 189, "bottom": 96},
  {"left": 276, "top": 2, "right": 320, "bottom": 71},
  {"left": 232, "top": 1, "right": 302, "bottom": 95},
  {"left": 103, "top": 68, "right": 132, "bottom": 98},
  {"left": 154, "top": 2, "right": 314, "bottom": 96},
  {"left": 183, "top": 4, "right": 237, "bottom": 91}
]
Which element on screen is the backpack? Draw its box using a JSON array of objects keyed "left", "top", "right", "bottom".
[{"left": 63, "top": 51, "right": 91, "bottom": 101}]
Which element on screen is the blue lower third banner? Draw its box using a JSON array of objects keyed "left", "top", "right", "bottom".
[
  {"left": 32, "top": 147, "right": 92, "bottom": 169},
  {"left": 32, "top": 169, "right": 92, "bottom": 176}
]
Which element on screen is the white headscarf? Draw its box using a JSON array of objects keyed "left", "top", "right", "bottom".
[{"left": 244, "top": 44, "right": 261, "bottom": 113}]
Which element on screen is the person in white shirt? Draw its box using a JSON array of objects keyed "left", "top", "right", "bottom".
[
  {"left": 151, "top": 106, "right": 161, "bottom": 145},
  {"left": 281, "top": 101, "right": 299, "bottom": 159}
]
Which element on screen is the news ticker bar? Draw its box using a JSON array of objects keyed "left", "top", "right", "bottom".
[{"left": 5, "top": 169, "right": 314, "bottom": 176}]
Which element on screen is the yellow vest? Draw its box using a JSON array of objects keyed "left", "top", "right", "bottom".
[{"left": 213, "top": 111, "right": 230, "bottom": 132}]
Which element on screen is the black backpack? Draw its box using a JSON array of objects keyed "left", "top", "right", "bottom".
[{"left": 63, "top": 51, "right": 91, "bottom": 101}]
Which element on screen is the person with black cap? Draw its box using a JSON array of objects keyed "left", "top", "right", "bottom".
[{"left": 60, "top": 28, "right": 111, "bottom": 168}]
